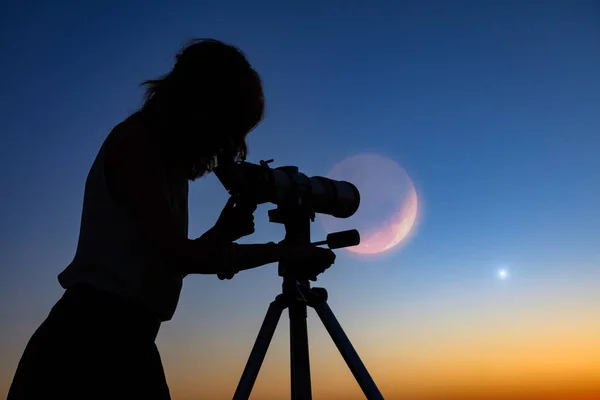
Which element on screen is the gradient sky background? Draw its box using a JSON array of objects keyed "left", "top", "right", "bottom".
[{"left": 1, "top": 1, "right": 600, "bottom": 399}]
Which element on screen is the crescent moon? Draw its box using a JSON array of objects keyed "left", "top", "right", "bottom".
[
  {"left": 320, "top": 153, "right": 419, "bottom": 255},
  {"left": 351, "top": 185, "right": 418, "bottom": 255}
]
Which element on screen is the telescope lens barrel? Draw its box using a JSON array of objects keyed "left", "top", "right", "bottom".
[
  {"left": 308, "top": 176, "right": 360, "bottom": 218},
  {"left": 215, "top": 160, "right": 361, "bottom": 219},
  {"left": 269, "top": 168, "right": 360, "bottom": 218}
]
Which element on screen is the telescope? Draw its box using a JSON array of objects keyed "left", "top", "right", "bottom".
[
  {"left": 213, "top": 154, "right": 384, "bottom": 400},
  {"left": 213, "top": 154, "right": 360, "bottom": 219}
]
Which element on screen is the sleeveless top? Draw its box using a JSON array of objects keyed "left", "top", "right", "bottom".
[{"left": 58, "top": 114, "right": 189, "bottom": 322}]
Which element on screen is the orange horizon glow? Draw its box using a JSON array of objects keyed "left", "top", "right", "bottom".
[
  {"left": 151, "top": 288, "right": 600, "bottom": 400},
  {"left": 2, "top": 268, "right": 599, "bottom": 400}
]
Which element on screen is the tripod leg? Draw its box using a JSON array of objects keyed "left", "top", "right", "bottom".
[
  {"left": 233, "top": 295, "right": 287, "bottom": 400},
  {"left": 311, "top": 298, "right": 384, "bottom": 400},
  {"left": 289, "top": 300, "right": 312, "bottom": 400}
]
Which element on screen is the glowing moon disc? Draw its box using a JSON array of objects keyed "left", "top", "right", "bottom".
[{"left": 320, "top": 153, "right": 419, "bottom": 255}]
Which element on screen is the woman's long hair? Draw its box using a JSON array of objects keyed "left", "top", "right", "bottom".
[{"left": 140, "top": 39, "right": 264, "bottom": 180}]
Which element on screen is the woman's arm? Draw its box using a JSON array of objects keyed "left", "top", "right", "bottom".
[{"left": 103, "top": 118, "right": 281, "bottom": 277}]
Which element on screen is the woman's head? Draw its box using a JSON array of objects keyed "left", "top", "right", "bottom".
[{"left": 140, "top": 39, "right": 264, "bottom": 180}]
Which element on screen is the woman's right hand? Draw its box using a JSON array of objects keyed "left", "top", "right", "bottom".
[{"left": 278, "top": 244, "right": 336, "bottom": 281}]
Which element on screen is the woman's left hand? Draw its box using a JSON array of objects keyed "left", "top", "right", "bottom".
[{"left": 206, "top": 196, "right": 257, "bottom": 242}]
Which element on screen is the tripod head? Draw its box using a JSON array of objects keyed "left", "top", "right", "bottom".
[{"left": 268, "top": 201, "right": 360, "bottom": 280}]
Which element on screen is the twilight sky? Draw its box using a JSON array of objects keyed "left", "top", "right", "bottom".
[{"left": 1, "top": 1, "right": 599, "bottom": 399}]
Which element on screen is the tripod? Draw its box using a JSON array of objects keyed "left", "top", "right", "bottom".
[{"left": 232, "top": 206, "right": 384, "bottom": 400}]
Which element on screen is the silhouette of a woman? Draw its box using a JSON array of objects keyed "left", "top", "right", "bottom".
[{"left": 8, "top": 39, "right": 335, "bottom": 400}]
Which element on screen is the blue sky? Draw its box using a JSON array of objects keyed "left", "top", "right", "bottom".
[{"left": 1, "top": 1, "right": 599, "bottom": 398}]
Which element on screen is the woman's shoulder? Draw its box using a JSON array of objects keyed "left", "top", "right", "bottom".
[
  {"left": 104, "top": 112, "right": 155, "bottom": 154},
  {"left": 111, "top": 112, "right": 146, "bottom": 137}
]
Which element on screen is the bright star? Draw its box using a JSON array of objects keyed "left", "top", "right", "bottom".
[{"left": 497, "top": 268, "right": 509, "bottom": 280}]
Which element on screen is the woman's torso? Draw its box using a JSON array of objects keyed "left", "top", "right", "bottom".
[{"left": 58, "top": 113, "right": 188, "bottom": 322}]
